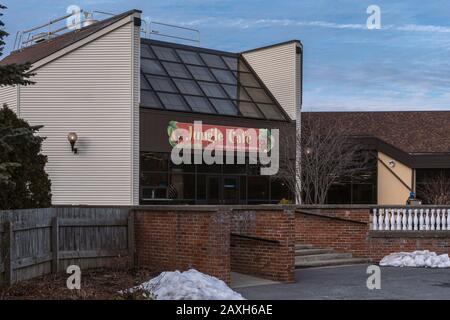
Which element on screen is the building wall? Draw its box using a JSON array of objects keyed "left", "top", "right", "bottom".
[
  {"left": 16, "top": 20, "right": 139, "bottom": 205},
  {"left": 0, "top": 85, "right": 18, "bottom": 113},
  {"left": 378, "top": 152, "right": 413, "bottom": 205},
  {"left": 243, "top": 41, "right": 301, "bottom": 121}
]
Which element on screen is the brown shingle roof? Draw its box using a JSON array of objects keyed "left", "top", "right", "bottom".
[
  {"left": 0, "top": 9, "right": 140, "bottom": 66},
  {"left": 303, "top": 111, "right": 450, "bottom": 154}
]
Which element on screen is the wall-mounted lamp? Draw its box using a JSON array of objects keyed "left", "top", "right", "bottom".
[
  {"left": 67, "top": 132, "right": 78, "bottom": 154},
  {"left": 388, "top": 160, "right": 396, "bottom": 168},
  {"left": 305, "top": 147, "right": 313, "bottom": 155}
]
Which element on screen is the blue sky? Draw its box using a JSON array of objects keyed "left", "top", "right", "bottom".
[{"left": 2, "top": 0, "right": 450, "bottom": 111}]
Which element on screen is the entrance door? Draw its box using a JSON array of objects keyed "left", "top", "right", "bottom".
[
  {"left": 223, "top": 176, "right": 239, "bottom": 204},
  {"left": 206, "top": 176, "right": 221, "bottom": 204}
]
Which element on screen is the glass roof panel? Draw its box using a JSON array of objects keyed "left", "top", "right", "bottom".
[
  {"left": 221, "top": 85, "right": 238, "bottom": 100},
  {"left": 177, "top": 50, "right": 204, "bottom": 65},
  {"left": 257, "top": 103, "right": 285, "bottom": 120},
  {"left": 238, "top": 101, "right": 263, "bottom": 118},
  {"left": 238, "top": 72, "right": 260, "bottom": 87},
  {"left": 142, "top": 59, "right": 166, "bottom": 75},
  {"left": 246, "top": 87, "right": 273, "bottom": 103},
  {"left": 146, "top": 75, "right": 177, "bottom": 93},
  {"left": 222, "top": 56, "right": 238, "bottom": 70},
  {"left": 141, "top": 90, "right": 163, "bottom": 109},
  {"left": 198, "top": 82, "right": 227, "bottom": 98},
  {"left": 185, "top": 96, "right": 215, "bottom": 113},
  {"left": 210, "top": 68, "right": 236, "bottom": 84},
  {"left": 141, "top": 74, "right": 151, "bottom": 90},
  {"left": 152, "top": 46, "right": 180, "bottom": 62},
  {"left": 173, "top": 78, "right": 203, "bottom": 95},
  {"left": 141, "top": 44, "right": 155, "bottom": 59},
  {"left": 161, "top": 62, "right": 191, "bottom": 78},
  {"left": 157, "top": 93, "right": 189, "bottom": 111},
  {"left": 199, "top": 53, "right": 227, "bottom": 68},
  {"left": 187, "top": 65, "right": 215, "bottom": 81},
  {"left": 210, "top": 99, "right": 238, "bottom": 115}
]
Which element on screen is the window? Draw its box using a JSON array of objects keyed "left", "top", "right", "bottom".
[
  {"left": 141, "top": 152, "right": 168, "bottom": 171},
  {"left": 169, "top": 174, "right": 196, "bottom": 200},
  {"left": 187, "top": 65, "right": 215, "bottom": 81},
  {"left": 199, "top": 82, "right": 227, "bottom": 98},
  {"left": 184, "top": 96, "right": 214, "bottom": 113},
  {"left": 200, "top": 53, "right": 227, "bottom": 68},
  {"left": 177, "top": 50, "right": 204, "bottom": 65},
  {"left": 173, "top": 79, "right": 202, "bottom": 95},
  {"left": 142, "top": 59, "right": 166, "bottom": 75},
  {"left": 161, "top": 62, "right": 191, "bottom": 78},
  {"left": 210, "top": 99, "right": 238, "bottom": 115},
  {"left": 141, "top": 91, "right": 162, "bottom": 108},
  {"left": 157, "top": 93, "right": 189, "bottom": 111},
  {"left": 210, "top": 68, "right": 236, "bottom": 84},
  {"left": 152, "top": 46, "right": 180, "bottom": 62},
  {"left": 248, "top": 176, "right": 270, "bottom": 200},
  {"left": 238, "top": 101, "right": 263, "bottom": 118},
  {"left": 146, "top": 75, "right": 177, "bottom": 92}
]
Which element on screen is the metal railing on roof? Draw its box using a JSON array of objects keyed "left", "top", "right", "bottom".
[
  {"left": 13, "top": 9, "right": 115, "bottom": 51},
  {"left": 141, "top": 19, "right": 200, "bottom": 46}
]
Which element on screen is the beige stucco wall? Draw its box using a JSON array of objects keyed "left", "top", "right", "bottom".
[{"left": 377, "top": 152, "right": 413, "bottom": 205}]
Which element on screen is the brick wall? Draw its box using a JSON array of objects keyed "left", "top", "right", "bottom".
[
  {"left": 230, "top": 208, "right": 295, "bottom": 282},
  {"left": 134, "top": 208, "right": 231, "bottom": 283},
  {"left": 295, "top": 207, "right": 450, "bottom": 261}
]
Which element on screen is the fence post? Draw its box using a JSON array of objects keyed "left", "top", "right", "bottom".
[
  {"left": 2, "top": 221, "right": 14, "bottom": 285},
  {"left": 51, "top": 217, "right": 59, "bottom": 274},
  {"left": 127, "top": 210, "right": 135, "bottom": 268}
]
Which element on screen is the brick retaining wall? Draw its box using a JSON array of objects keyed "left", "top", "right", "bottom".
[
  {"left": 295, "top": 206, "right": 450, "bottom": 261},
  {"left": 134, "top": 206, "right": 295, "bottom": 284}
]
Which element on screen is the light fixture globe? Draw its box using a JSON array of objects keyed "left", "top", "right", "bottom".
[{"left": 67, "top": 132, "right": 78, "bottom": 153}]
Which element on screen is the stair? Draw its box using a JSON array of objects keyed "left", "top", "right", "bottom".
[{"left": 295, "top": 243, "right": 371, "bottom": 268}]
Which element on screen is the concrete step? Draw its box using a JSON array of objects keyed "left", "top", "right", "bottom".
[
  {"left": 295, "top": 244, "right": 314, "bottom": 250},
  {"left": 295, "top": 257, "right": 371, "bottom": 268},
  {"left": 295, "top": 252, "right": 353, "bottom": 263},
  {"left": 295, "top": 248, "right": 333, "bottom": 256}
]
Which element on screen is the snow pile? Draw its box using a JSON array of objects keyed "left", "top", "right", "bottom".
[
  {"left": 123, "top": 269, "right": 245, "bottom": 300},
  {"left": 380, "top": 250, "right": 450, "bottom": 268}
]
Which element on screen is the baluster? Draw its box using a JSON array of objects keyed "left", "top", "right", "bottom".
[
  {"left": 402, "top": 209, "right": 407, "bottom": 230},
  {"left": 396, "top": 209, "right": 402, "bottom": 230},
  {"left": 442, "top": 209, "right": 446, "bottom": 230},
  {"left": 430, "top": 209, "right": 435, "bottom": 230},
  {"left": 391, "top": 209, "right": 396, "bottom": 230},
  {"left": 419, "top": 209, "right": 424, "bottom": 230},
  {"left": 372, "top": 208, "right": 378, "bottom": 230},
  {"left": 425, "top": 209, "right": 430, "bottom": 230},
  {"left": 378, "top": 209, "right": 384, "bottom": 231},
  {"left": 407, "top": 209, "right": 413, "bottom": 230},
  {"left": 436, "top": 209, "right": 441, "bottom": 231},
  {"left": 447, "top": 209, "right": 450, "bottom": 230},
  {"left": 413, "top": 209, "right": 418, "bottom": 230},
  {"left": 385, "top": 209, "right": 391, "bottom": 230}
]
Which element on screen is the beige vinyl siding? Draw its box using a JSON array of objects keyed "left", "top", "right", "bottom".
[
  {"left": 0, "top": 86, "right": 18, "bottom": 113},
  {"left": 19, "top": 22, "right": 135, "bottom": 205},
  {"left": 132, "top": 23, "right": 140, "bottom": 204},
  {"left": 243, "top": 42, "right": 300, "bottom": 120}
]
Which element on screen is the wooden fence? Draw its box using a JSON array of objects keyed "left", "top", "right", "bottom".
[{"left": 0, "top": 207, "right": 134, "bottom": 285}]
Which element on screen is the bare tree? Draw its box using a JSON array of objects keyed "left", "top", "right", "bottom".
[
  {"left": 417, "top": 172, "right": 450, "bottom": 205},
  {"left": 279, "top": 114, "right": 373, "bottom": 204}
]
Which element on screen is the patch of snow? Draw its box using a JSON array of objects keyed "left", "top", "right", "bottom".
[
  {"left": 380, "top": 250, "right": 450, "bottom": 268},
  {"left": 123, "top": 269, "right": 245, "bottom": 300}
]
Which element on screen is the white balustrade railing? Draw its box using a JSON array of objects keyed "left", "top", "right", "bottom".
[{"left": 371, "top": 207, "right": 450, "bottom": 231}]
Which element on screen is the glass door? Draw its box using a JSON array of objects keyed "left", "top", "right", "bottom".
[
  {"left": 223, "top": 176, "right": 239, "bottom": 204},
  {"left": 206, "top": 176, "right": 221, "bottom": 204}
]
